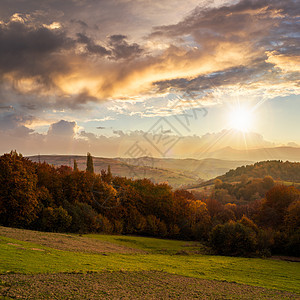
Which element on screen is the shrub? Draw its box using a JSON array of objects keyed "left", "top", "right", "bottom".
[
  {"left": 210, "top": 221, "right": 257, "bottom": 256},
  {"left": 41, "top": 206, "right": 72, "bottom": 232}
]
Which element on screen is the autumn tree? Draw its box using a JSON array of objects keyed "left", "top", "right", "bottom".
[
  {"left": 260, "top": 185, "right": 300, "bottom": 228},
  {"left": 0, "top": 151, "right": 39, "bottom": 226},
  {"left": 101, "top": 165, "right": 113, "bottom": 183}
]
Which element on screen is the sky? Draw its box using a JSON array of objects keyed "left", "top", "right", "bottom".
[{"left": 0, "top": 0, "right": 299, "bottom": 158}]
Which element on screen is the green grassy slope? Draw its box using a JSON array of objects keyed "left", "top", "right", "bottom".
[{"left": 0, "top": 230, "right": 299, "bottom": 294}]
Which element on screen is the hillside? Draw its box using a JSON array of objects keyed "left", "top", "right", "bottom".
[
  {"left": 28, "top": 155, "right": 251, "bottom": 188},
  {"left": 118, "top": 157, "right": 252, "bottom": 180},
  {"left": 189, "top": 160, "right": 300, "bottom": 191},
  {"left": 218, "top": 160, "right": 300, "bottom": 183},
  {"left": 1, "top": 226, "right": 299, "bottom": 299},
  {"left": 28, "top": 155, "right": 199, "bottom": 188}
]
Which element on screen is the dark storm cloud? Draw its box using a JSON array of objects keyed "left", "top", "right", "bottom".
[
  {"left": 108, "top": 35, "right": 143, "bottom": 60},
  {"left": 0, "top": 19, "right": 74, "bottom": 82},
  {"left": 76, "top": 33, "right": 143, "bottom": 60}
]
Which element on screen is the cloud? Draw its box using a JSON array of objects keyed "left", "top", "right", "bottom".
[
  {"left": 0, "top": 0, "right": 299, "bottom": 143},
  {"left": 0, "top": 17, "right": 74, "bottom": 81},
  {"left": 108, "top": 35, "right": 143, "bottom": 60},
  {"left": 0, "top": 0, "right": 298, "bottom": 106},
  {"left": 70, "top": 19, "right": 88, "bottom": 28},
  {"left": 47, "top": 120, "right": 77, "bottom": 137},
  {"left": 113, "top": 130, "right": 125, "bottom": 137},
  {"left": 76, "top": 33, "right": 111, "bottom": 56},
  {"left": 266, "top": 51, "right": 300, "bottom": 73},
  {"left": 0, "top": 105, "right": 14, "bottom": 111},
  {"left": 0, "top": 114, "right": 278, "bottom": 157},
  {"left": 0, "top": 113, "right": 35, "bottom": 137}
]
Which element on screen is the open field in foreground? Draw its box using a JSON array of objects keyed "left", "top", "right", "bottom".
[{"left": 0, "top": 226, "right": 299, "bottom": 299}]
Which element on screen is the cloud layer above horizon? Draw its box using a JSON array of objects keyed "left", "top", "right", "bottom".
[{"left": 0, "top": 0, "right": 299, "bottom": 156}]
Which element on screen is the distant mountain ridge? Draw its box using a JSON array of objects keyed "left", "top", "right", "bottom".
[
  {"left": 117, "top": 157, "right": 252, "bottom": 180},
  {"left": 28, "top": 155, "right": 251, "bottom": 188},
  {"left": 197, "top": 146, "right": 300, "bottom": 162}
]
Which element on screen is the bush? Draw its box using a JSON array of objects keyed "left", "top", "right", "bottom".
[
  {"left": 41, "top": 206, "right": 72, "bottom": 232},
  {"left": 144, "top": 215, "right": 160, "bottom": 236},
  {"left": 158, "top": 220, "right": 168, "bottom": 237},
  {"left": 98, "top": 214, "right": 114, "bottom": 234},
  {"left": 210, "top": 221, "right": 257, "bottom": 256},
  {"left": 286, "top": 229, "right": 300, "bottom": 257}
]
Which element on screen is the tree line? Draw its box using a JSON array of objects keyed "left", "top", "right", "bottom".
[
  {"left": 0, "top": 151, "right": 299, "bottom": 257},
  {"left": 219, "top": 160, "right": 300, "bottom": 183}
]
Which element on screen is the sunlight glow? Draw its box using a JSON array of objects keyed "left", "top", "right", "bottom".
[{"left": 229, "top": 107, "right": 253, "bottom": 132}]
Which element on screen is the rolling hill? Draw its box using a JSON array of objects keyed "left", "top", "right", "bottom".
[
  {"left": 190, "top": 160, "right": 300, "bottom": 190},
  {"left": 28, "top": 155, "right": 251, "bottom": 188},
  {"left": 218, "top": 160, "right": 300, "bottom": 183}
]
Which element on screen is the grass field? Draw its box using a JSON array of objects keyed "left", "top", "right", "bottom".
[{"left": 0, "top": 226, "right": 299, "bottom": 299}]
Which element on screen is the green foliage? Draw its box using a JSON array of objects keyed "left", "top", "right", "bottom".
[
  {"left": 210, "top": 221, "right": 257, "bottom": 256},
  {"left": 41, "top": 206, "right": 72, "bottom": 232}
]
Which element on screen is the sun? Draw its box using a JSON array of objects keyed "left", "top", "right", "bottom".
[{"left": 229, "top": 107, "right": 253, "bottom": 132}]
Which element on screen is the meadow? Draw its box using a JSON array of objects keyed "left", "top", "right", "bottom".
[{"left": 0, "top": 226, "right": 299, "bottom": 299}]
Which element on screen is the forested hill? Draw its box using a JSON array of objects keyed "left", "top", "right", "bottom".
[{"left": 219, "top": 160, "right": 300, "bottom": 183}]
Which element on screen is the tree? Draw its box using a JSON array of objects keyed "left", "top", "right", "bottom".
[
  {"left": 0, "top": 151, "right": 39, "bottom": 226},
  {"left": 101, "top": 165, "right": 112, "bottom": 183},
  {"left": 210, "top": 221, "right": 257, "bottom": 256},
  {"left": 285, "top": 200, "right": 300, "bottom": 234},
  {"left": 86, "top": 152, "right": 94, "bottom": 173},
  {"left": 41, "top": 206, "right": 72, "bottom": 232},
  {"left": 107, "top": 165, "right": 112, "bottom": 181},
  {"left": 74, "top": 160, "right": 79, "bottom": 172},
  {"left": 262, "top": 176, "right": 274, "bottom": 190},
  {"left": 261, "top": 185, "right": 300, "bottom": 228},
  {"left": 214, "top": 179, "right": 223, "bottom": 188}
]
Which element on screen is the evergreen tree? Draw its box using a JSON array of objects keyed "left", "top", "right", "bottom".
[
  {"left": 74, "top": 159, "right": 79, "bottom": 172},
  {"left": 86, "top": 152, "right": 94, "bottom": 173}
]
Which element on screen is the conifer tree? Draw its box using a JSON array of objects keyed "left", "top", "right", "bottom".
[
  {"left": 86, "top": 152, "right": 94, "bottom": 173},
  {"left": 74, "top": 159, "right": 79, "bottom": 171}
]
